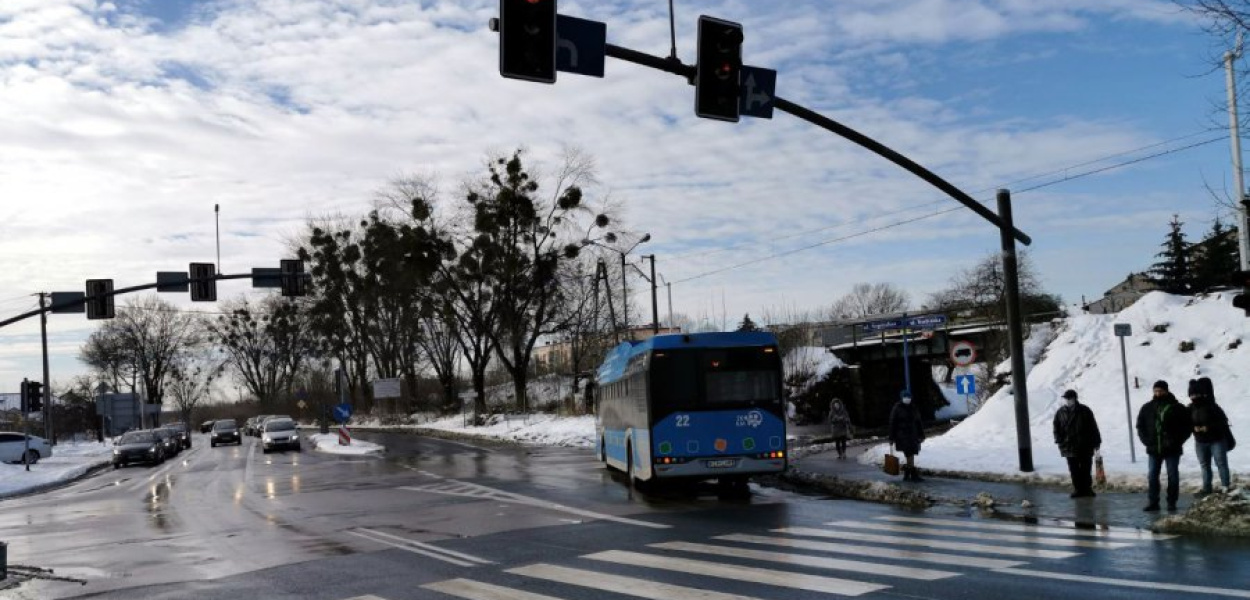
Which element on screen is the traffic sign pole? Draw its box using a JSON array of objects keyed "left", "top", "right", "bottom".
[
  {"left": 902, "top": 328, "right": 912, "bottom": 397},
  {"left": 1115, "top": 323, "right": 1136, "bottom": 463}
]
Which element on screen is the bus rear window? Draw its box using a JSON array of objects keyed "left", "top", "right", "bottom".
[{"left": 651, "top": 347, "right": 780, "bottom": 408}]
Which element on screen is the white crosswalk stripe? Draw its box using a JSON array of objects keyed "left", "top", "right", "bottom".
[
  {"left": 507, "top": 563, "right": 769, "bottom": 600},
  {"left": 424, "top": 578, "right": 566, "bottom": 600},
  {"left": 825, "top": 520, "right": 1134, "bottom": 549},
  {"left": 713, "top": 533, "right": 1026, "bottom": 569},
  {"left": 775, "top": 526, "right": 1081, "bottom": 559},
  {"left": 875, "top": 515, "right": 1177, "bottom": 541},
  {"left": 584, "top": 550, "right": 889, "bottom": 596},
  {"left": 649, "top": 540, "right": 959, "bottom": 580}
]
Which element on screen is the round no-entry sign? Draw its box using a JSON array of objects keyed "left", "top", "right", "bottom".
[{"left": 950, "top": 340, "right": 977, "bottom": 366}]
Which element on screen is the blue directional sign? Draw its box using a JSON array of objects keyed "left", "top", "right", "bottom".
[
  {"left": 863, "top": 314, "right": 948, "bottom": 333},
  {"left": 740, "top": 65, "right": 776, "bottom": 119},
  {"left": 556, "top": 15, "right": 606, "bottom": 78},
  {"left": 955, "top": 374, "right": 976, "bottom": 396},
  {"left": 333, "top": 403, "right": 352, "bottom": 423}
]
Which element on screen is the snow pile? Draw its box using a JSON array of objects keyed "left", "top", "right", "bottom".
[
  {"left": 0, "top": 439, "right": 114, "bottom": 498},
  {"left": 418, "top": 413, "right": 597, "bottom": 448},
  {"left": 864, "top": 292, "right": 1249, "bottom": 490},
  {"left": 1156, "top": 487, "right": 1250, "bottom": 537},
  {"left": 784, "top": 346, "right": 846, "bottom": 396},
  {"left": 308, "top": 433, "right": 384, "bottom": 455}
]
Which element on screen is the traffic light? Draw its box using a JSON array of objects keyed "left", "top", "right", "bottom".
[
  {"left": 189, "top": 262, "right": 217, "bottom": 302},
  {"left": 85, "top": 278, "right": 115, "bottom": 320},
  {"left": 280, "top": 259, "right": 306, "bottom": 297},
  {"left": 21, "top": 380, "right": 43, "bottom": 413},
  {"left": 498, "top": 0, "right": 557, "bottom": 83},
  {"left": 695, "top": 15, "right": 744, "bottom": 122},
  {"left": 1233, "top": 270, "right": 1250, "bottom": 316}
]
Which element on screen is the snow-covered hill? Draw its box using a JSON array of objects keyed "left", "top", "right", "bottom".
[{"left": 892, "top": 292, "right": 1248, "bottom": 489}]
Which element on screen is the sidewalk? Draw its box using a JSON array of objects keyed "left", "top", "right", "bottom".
[{"left": 790, "top": 441, "right": 1168, "bottom": 531}]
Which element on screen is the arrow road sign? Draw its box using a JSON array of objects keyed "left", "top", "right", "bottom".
[
  {"left": 556, "top": 14, "right": 606, "bottom": 78},
  {"left": 740, "top": 65, "right": 775, "bottom": 119},
  {"left": 333, "top": 403, "right": 352, "bottom": 423},
  {"left": 955, "top": 374, "right": 976, "bottom": 395}
]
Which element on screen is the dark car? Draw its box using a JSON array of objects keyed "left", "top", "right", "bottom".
[
  {"left": 261, "top": 418, "right": 301, "bottom": 453},
  {"left": 154, "top": 428, "right": 181, "bottom": 456},
  {"left": 112, "top": 430, "right": 165, "bottom": 468},
  {"left": 200, "top": 420, "right": 215, "bottom": 434},
  {"left": 166, "top": 422, "right": 191, "bottom": 449},
  {"left": 210, "top": 419, "right": 241, "bottom": 447}
]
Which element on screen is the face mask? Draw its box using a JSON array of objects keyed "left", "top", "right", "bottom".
[
  {"left": 1065, "top": 398, "right": 1076, "bottom": 407},
  {"left": 902, "top": 397, "right": 912, "bottom": 405}
]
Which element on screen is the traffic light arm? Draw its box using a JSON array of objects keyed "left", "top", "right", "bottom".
[
  {"left": 0, "top": 272, "right": 259, "bottom": 330},
  {"left": 602, "top": 43, "right": 1032, "bottom": 246}
]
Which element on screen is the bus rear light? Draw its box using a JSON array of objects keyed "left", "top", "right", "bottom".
[
  {"left": 758, "top": 451, "right": 785, "bottom": 459},
  {"left": 655, "top": 456, "right": 691, "bottom": 465}
]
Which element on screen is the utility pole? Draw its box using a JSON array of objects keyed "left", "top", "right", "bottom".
[
  {"left": 645, "top": 255, "right": 659, "bottom": 334},
  {"left": 619, "top": 253, "right": 629, "bottom": 340},
  {"left": 666, "top": 282, "right": 673, "bottom": 332},
  {"left": 38, "top": 293, "right": 53, "bottom": 444},
  {"left": 998, "top": 190, "right": 1033, "bottom": 472},
  {"left": 215, "top": 203, "right": 223, "bottom": 274},
  {"left": 1226, "top": 35, "right": 1250, "bottom": 270}
]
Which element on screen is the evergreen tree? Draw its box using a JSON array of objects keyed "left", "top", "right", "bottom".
[
  {"left": 1148, "top": 214, "right": 1193, "bottom": 294},
  {"left": 736, "top": 313, "right": 761, "bottom": 332},
  {"left": 1192, "top": 218, "right": 1240, "bottom": 291}
]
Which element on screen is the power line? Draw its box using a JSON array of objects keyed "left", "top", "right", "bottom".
[{"left": 669, "top": 134, "right": 1224, "bottom": 285}]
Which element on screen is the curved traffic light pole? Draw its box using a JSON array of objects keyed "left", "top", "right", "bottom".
[{"left": 603, "top": 43, "right": 1032, "bottom": 246}]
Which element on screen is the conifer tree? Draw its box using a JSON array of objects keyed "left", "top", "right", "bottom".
[
  {"left": 1191, "top": 218, "right": 1239, "bottom": 291},
  {"left": 736, "top": 313, "right": 761, "bottom": 332},
  {"left": 1148, "top": 214, "right": 1192, "bottom": 294}
]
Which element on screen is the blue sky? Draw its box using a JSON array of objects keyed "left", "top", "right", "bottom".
[{"left": 0, "top": 0, "right": 1244, "bottom": 392}]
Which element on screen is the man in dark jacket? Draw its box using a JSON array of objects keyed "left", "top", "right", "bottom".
[
  {"left": 889, "top": 390, "right": 925, "bottom": 482},
  {"left": 1188, "top": 377, "right": 1232, "bottom": 496},
  {"left": 1053, "top": 389, "right": 1101, "bottom": 498},
  {"left": 1136, "top": 380, "right": 1192, "bottom": 511}
]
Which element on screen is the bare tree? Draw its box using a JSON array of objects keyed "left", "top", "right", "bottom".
[
  {"left": 828, "top": 282, "right": 910, "bottom": 320},
  {"left": 208, "top": 295, "right": 315, "bottom": 411},
  {"left": 166, "top": 345, "right": 224, "bottom": 435}
]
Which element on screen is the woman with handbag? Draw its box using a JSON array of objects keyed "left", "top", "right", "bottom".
[
  {"left": 828, "top": 398, "right": 854, "bottom": 459},
  {"left": 889, "top": 390, "right": 925, "bottom": 482},
  {"left": 1189, "top": 377, "right": 1233, "bottom": 496}
]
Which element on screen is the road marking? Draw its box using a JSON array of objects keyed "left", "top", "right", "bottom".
[
  {"left": 346, "top": 530, "right": 476, "bottom": 567},
  {"left": 876, "top": 515, "right": 1176, "bottom": 540},
  {"left": 775, "top": 527, "right": 1079, "bottom": 560},
  {"left": 993, "top": 567, "right": 1250, "bottom": 598},
  {"left": 649, "top": 541, "right": 958, "bottom": 580},
  {"left": 342, "top": 596, "right": 392, "bottom": 600},
  {"left": 356, "top": 528, "right": 493, "bottom": 565},
  {"left": 507, "top": 563, "right": 766, "bottom": 600},
  {"left": 584, "top": 550, "right": 889, "bottom": 596},
  {"left": 715, "top": 534, "right": 1025, "bottom": 569},
  {"left": 825, "top": 520, "right": 1132, "bottom": 549},
  {"left": 399, "top": 482, "right": 669, "bottom": 529},
  {"left": 423, "top": 578, "right": 565, "bottom": 600}
]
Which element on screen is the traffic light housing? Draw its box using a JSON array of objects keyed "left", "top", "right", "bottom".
[
  {"left": 499, "top": 0, "right": 557, "bottom": 84},
  {"left": 189, "top": 263, "right": 217, "bottom": 302},
  {"left": 20, "top": 380, "right": 43, "bottom": 413},
  {"left": 1233, "top": 270, "right": 1250, "bottom": 316},
  {"left": 280, "top": 259, "right": 307, "bottom": 297},
  {"left": 85, "top": 279, "right": 115, "bottom": 320},
  {"left": 695, "top": 15, "right": 744, "bottom": 122}
]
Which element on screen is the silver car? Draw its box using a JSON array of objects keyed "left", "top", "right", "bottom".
[
  {"left": 0, "top": 432, "right": 52, "bottom": 464},
  {"left": 261, "top": 418, "right": 301, "bottom": 453}
]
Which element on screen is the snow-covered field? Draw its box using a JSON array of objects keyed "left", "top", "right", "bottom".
[
  {"left": 0, "top": 439, "right": 114, "bottom": 498},
  {"left": 864, "top": 292, "right": 1250, "bottom": 490},
  {"left": 307, "top": 433, "right": 385, "bottom": 455}
]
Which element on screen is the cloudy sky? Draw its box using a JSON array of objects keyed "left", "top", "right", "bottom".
[{"left": 0, "top": 0, "right": 1242, "bottom": 394}]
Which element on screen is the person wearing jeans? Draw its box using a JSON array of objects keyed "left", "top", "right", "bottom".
[
  {"left": 1147, "top": 453, "right": 1181, "bottom": 511},
  {"left": 1136, "top": 380, "right": 1192, "bottom": 512},
  {"left": 1188, "top": 377, "right": 1233, "bottom": 495},
  {"left": 1194, "top": 440, "right": 1231, "bottom": 495}
]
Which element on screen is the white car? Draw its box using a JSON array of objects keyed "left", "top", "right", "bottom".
[
  {"left": 261, "top": 418, "right": 301, "bottom": 453},
  {"left": 0, "top": 432, "right": 53, "bottom": 464}
]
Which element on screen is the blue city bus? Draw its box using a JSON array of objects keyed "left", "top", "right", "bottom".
[{"left": 594, "top": 331, "right": 787, "bottom": 490}]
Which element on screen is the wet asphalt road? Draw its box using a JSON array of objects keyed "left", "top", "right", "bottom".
[{"left": 2, "top": 430, "right": 1250, "bottom": 600}]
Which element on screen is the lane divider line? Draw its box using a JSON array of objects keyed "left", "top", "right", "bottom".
[
  {"left": 356, "top": 528, "right": 493, "bottom": 565},
  {"left": 346, "top": 530, "right": 475, "bottom": 567}
]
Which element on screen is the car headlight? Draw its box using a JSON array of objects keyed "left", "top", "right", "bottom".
[
  {"left": 113, "top": 449, "right": 120, "bottom": 455},
  {"left": 148, "top": 447, "right": 157, "bottom": 454}
]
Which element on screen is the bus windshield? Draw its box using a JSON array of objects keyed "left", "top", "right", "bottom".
[{"left": 650, "top": 347, "right": 780, "bottom": 411}]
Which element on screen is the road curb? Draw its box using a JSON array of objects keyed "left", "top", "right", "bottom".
[{"left": 0, "top": 458, "right": 113, "bottom": 502}]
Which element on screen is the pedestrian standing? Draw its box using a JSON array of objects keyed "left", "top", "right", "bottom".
[
  {"left": 1053, "top": 389, "right": 1101, "bottom": 498},
  {"left": 889, "top": 391, "right": 925, "bottom": 482},
  {"left": 828, "top": 398, "right": 854, "bottom": 459},
  {"left": 1136, "top": 380, "right": 1193, "bottom": 512},
  {"left": 1188, "top": 377, "right": 1234, "bottom": 496}
]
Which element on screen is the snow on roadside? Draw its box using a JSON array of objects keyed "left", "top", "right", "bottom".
[
  {"left": 417, "top": 413, "right": 597, "bottom": 448},
  {"left": 862, "top": 292, "right": 1250, "bottom": 491},
  {"left": 0, "top": 439, "right": 114, "bottom": 499},
  {"left": 308, "top": 433, "right": 384, "bottom": 455}
]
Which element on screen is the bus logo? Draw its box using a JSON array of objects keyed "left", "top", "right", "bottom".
[{"left": 736, "top": 410, "right": 764, "bottom": 428}]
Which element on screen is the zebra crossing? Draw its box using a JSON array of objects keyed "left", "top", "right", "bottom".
[{"left": 339, "top": 512, "right": 1250, "bottom": 600}]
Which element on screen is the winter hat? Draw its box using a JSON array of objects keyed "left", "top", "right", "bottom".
[
  {"left": 1153, "top": 380, "right": 1169, "bottom": 392},
  {"left": 1187, "top": 379, "right": 1202, "bottom": 397},
  {"left": 1062, "top": 390, "right": 1078, "bottom": 400}
]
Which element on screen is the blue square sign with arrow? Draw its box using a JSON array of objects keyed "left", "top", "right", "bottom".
[
  {"left": 955, "top": 374, "right": 976, "bottom": 396},
  {"left": 333, "top": 403, "right": 352, "bottom": 423}
]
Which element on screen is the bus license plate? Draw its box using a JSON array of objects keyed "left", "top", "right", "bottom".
[{"left": 705, "top": 459, "right": 738, "bottom": 469}]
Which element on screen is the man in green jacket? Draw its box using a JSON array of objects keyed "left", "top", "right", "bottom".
[{"left": 1135, "top": 380, "right": 1192, "bottom": 512}]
